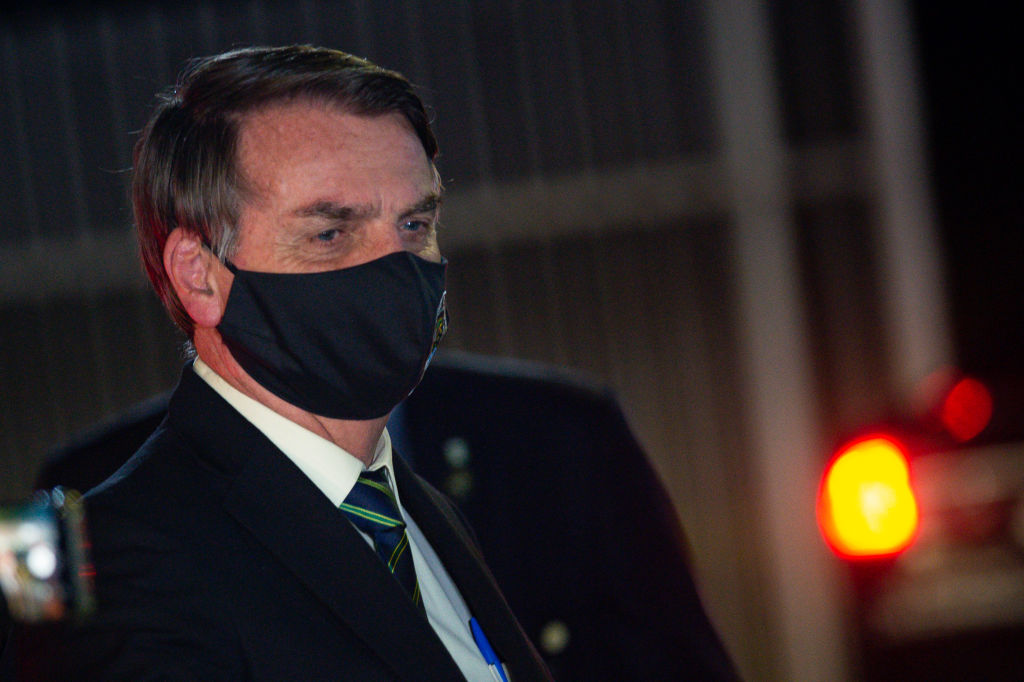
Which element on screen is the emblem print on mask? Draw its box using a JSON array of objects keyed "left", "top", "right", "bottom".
[{"left": 218, "top": 251, "right": 448, "bottom": 420}]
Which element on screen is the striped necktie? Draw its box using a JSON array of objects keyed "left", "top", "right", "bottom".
[{"left": 340, "top": 468, "right": 423, "bottom": 611}]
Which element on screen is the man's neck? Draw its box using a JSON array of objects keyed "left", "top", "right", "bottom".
[{"left": 193, "top": 330, "right": 388, "bottom": 466}]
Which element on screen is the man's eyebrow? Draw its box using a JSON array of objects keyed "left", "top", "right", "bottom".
[
  {"left": 398, "top": 193, "right": 443, "bottom": 221},
  {"left": 292, "top": 194, "right": 442, "bottom": 222},
  {"left": 293, "top": 201, "right": 378, "bottom": 221}
]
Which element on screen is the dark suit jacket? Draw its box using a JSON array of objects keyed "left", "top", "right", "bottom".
[
  {"left": 393, "top": 353, "right": 738, "bottom": 681},
  {"left": 13, "top": 351, "right": 738, "bottom": 681},
  {"left": 30, "top": 364, "right": 551, "bottom": 680}
]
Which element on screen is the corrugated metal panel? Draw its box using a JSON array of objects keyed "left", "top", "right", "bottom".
[{"left": 0, "top": 0, "right": 715, "bottom": 253}]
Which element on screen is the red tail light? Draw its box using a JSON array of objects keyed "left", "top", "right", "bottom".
[
  {"left": 940, "top": 376, "right": 993, "bottom": 442},
  {"left": 817, "top": 435, "right": 920, "bottom": 558}
]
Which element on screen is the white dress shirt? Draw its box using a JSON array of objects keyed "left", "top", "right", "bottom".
[{"left": 193, "top": 359, "right": 499, "bottom": 681}]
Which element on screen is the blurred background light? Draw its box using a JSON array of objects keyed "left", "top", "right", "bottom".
[
  {"left": 940, "top": 376, "right": 993, "bottom": 443},
  {"left": 818, "top": 435, "right": 920, "bottom": 558}
]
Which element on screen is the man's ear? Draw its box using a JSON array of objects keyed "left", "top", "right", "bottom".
[{"left": 163, "top": 228, "right": 229, "bottom": 329}]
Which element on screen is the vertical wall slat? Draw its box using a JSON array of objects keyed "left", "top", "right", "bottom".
[{"left": 704, "top": 0, "right": 850, "bottom": 679}]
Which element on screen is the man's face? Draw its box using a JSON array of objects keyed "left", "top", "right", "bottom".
[{"left": 230, "top": 101, "right": 441, "bottom": 274}]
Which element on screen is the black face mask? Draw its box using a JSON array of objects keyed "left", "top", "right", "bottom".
[{"left": 217, "top": 251, "right": 448, "bottom": 420}]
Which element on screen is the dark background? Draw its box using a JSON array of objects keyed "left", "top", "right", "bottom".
[{"left": 911, "top": 2, "right": 1022, "bottom": 377}]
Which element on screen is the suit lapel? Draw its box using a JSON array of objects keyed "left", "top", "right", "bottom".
[
  {"left": 169, "top": 367, "right": 547, "bottom": 680},
  {"left": 164, "top": 366, "right": 462, "bottom": 681},
  {"left": 221, "top": 446, "right": 466, "bottom": 681},
  {"left": 394, "top": 454, "right": 551, "bottom": 681}
]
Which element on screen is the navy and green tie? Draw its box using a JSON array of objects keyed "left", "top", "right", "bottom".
[{"left": 340, "top": 468, "right": 423, "bottom": 610}]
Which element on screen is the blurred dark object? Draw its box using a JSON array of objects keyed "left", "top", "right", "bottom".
[
  {"left": 14, "top": 350, "right": 738, "bottom": 681},
  {"left": 0, "top": 488, "right": 92, "bottom": 624},
  {"left": 0, "top": 487, "right": 94, "bottom": 681},
  {"left": 33, "top": 392, "right": 173, "bottom": 495}
]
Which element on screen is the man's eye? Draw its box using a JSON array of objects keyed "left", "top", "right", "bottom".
[
  {"left": 401, "top": 220, "right": 429, "bottom": 233},
  {"left": 316, "top": 229, "right": 340, "bottom": 242}
]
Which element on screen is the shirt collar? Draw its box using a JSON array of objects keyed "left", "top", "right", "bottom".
[{"left": 192, "top": 358, "right": 396, "bottom": 507}]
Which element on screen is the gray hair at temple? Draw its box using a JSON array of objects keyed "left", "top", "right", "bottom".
[{"left": 132, "top": 44, "right": 439, "bottom": 335}]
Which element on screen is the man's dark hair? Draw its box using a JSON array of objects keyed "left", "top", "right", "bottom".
[{"left": 133, "top": 45, "right": 438, "bottom": 335}]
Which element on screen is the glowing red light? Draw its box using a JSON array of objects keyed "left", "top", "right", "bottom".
[{"left": 940, "top": 377, "right": 993, "bottom": 442}]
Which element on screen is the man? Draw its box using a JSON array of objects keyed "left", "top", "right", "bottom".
[{"left": 31, "top": 45, "right": 552, "bottom": 680}]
